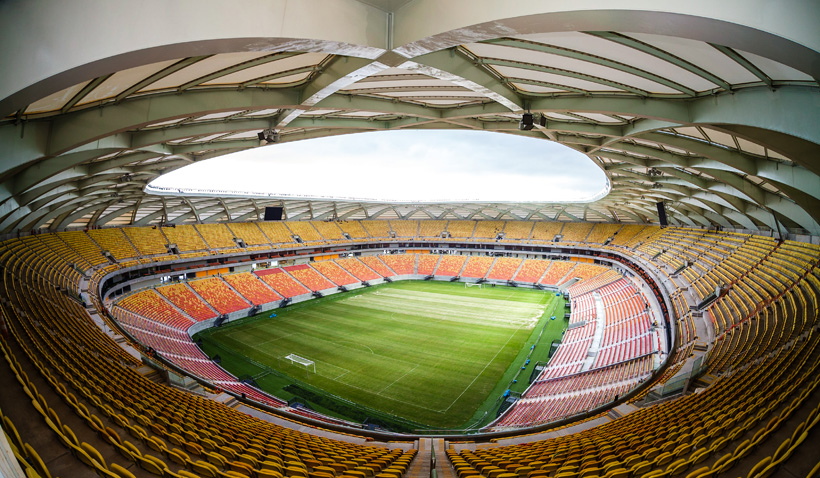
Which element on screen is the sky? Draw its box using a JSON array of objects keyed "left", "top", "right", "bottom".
[{"left": 149, "top": 130, "right": 608, "bottom": 203}]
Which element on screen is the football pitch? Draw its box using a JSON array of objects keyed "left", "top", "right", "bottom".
[{"left": 195, "top": 280, "right": 565, "bottom": 430}]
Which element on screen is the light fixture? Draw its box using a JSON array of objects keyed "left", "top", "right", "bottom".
[
  {"left": 258, "top": 128, "right": 279, "bottom": 145},
  {"left": 519, "top": 113, "right": 534, "bottom": 131}
]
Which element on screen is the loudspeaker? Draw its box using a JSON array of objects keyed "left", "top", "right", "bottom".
[
  {"left": 656, "top": 201, "right": 668, "bottom": 227},
  {"left": 264, "top": 206, "right": 284, "bottom": 221},
  {"left": 519, "top": 113, "right": 534, "bottom": 131}
]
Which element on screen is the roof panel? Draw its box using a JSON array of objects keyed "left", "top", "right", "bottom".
[
  {"left": 513, "top": 32, "right": 720, "bottom": 91},
  {"left": 140, "top": 52, "right": 273, "bottom": 91},
  {"left": 24, "top": 80, "right": 90, "bottom": 114},
  {"left": 79, "top": 59, "right": 179, "bottom": 105},
  {"left": 200, "top": 53, "right": 328, "bottom": 84},
  {"left": 466, "top": 42, "right": 680, "bottom": 93},
  {"left": 627, "top": 33, "right": 760, "bottom": 85},
  {"left": 490, "top": 65, "right": 624, "bottom": 91},
  {"left": 735, "top": 49, "right": 815, "bottom": 82}
]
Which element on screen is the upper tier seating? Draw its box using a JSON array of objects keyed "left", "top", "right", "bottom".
[
  {"left": 115, "top": 290, "right": 194, "bottom": 329},
  {"left": 222, "top": 272, "right": 282, "bottom": 305},
  {"left": 255, "top": 268, "right": 310, "bottom": 297},
  {"left": 472, "top": 220, "right": 505, "bottom": 239},
  {"left": 157, "top": 283, "right": 218, "bottom": 321},
  {"left": 560, "top": 223, "right": 595, "bottom": 242},
  {"left": 88, "top": 228, "right": 139, "bottom": 261},
  {"left": 336, "top": 257, "right": 381, "bottom": 281},
  {"left": 162, "top": 225, "right": 208, "bottom": 252},
  {"left": 123, "top": 225, "right": 169, "bottom": 255},
  {"left": 311, "top": 261, "right": 358, "bottom": 286},
  {"left": 418, "top": 220, "right": 447, "bottom": 237},
  {"left": 502, "top": 221, "right": 535, "bottom": 240},
  {"left": 285, "top": 264, "right": 335, "bottom": 291},
  {"left": 389, "top": 220, "right": 418, "bottom": 237},
  {"left": 359, "top": 255, "right": 395, "bottom": 277},
  {"left": 57, "top": 231, "right": 109, "bottom": 267},
  {"left": 486, "top": 257, "right": 522, "bottom": 281},
  {"left": 196, "top": 223, "right": 236, "bottom": 249},
  {"left": 417, "top": 254, "right": 441, "bottom": 275},
  {"left": 379, "top": 254, "right": 415, "bottom": 275},
  {"left": 461, "top": 256, "right": 495, "bottom": 278},
  {"left": 286, "top": 221, "right": 323, "bottom": 242},
  {"left": 227, "top": 222, "right": 271, "bottom": 246},
  {"left": 585, "top": 224, "right": 622, "bottom": 244},
  {"left": 257, "top": 221, "right": 296, "bottom": 246},
  {"left": 336, "top": 220, "right": 368, "bottom": 239},
  {"left": 436, "top": 255, "right": 467, "bottom": 276},
  {"left": 609, "top": 224, "right": 649, "bottom": 246},
  {"left": 446, "top": 220, "right": 477, "bottom": 238},
  {"left": 361, "top": 220, "right": 391, "bottom": 238},
  {"left": 311, "top": 221, "right": 345, "bottom": 241},
  {"left": 530, "top": 222, "right": 563, "bottom": 242},
  {"left": 515, "top": 259, "right": 551, "bottom": 283}
]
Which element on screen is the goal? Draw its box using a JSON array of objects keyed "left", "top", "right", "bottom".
[
  {"left": 465, "top": 282, "right": 483, "bottom": 290},
  {"left": 285, "top": 353, "right": 316, "bottom": 375}
]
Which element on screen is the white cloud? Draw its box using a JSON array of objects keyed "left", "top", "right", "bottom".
[{"left": 150, "top": 130, "right": 607, "bottom": 202}]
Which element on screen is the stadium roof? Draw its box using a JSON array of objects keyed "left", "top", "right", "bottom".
[{"left": 1, "top": 1, "right": 819, "bottom": 234}]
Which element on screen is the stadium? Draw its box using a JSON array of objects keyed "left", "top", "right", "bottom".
[{"left": 1, "top": 1, "right": 819, "bottom": 477}]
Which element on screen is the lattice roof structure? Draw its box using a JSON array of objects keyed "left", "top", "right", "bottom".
[{"left": 1, "top": 0, "right": 818, "bottom": 233}]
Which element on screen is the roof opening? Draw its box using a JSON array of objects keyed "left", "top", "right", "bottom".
[{"left": 148, "top": 130, "right": 608, "bottom": 203}]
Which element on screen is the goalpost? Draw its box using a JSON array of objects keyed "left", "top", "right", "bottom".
[
  {"left": 285, "top": 353, "right": 316, "bottom": 376},
  {"left": 465, "top": 282, "right": 483, "bottom": 290}
]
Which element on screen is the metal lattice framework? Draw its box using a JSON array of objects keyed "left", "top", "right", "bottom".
[{"left": 1, "top": 0, "right": 818, "bottom": 234}]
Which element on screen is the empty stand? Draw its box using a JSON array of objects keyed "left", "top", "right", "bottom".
[
  {"left": 389, "top": 220, "right": 418, "bottom": 237},
  {"left": 336, "top": 220, "right": 368, "bottom": 239},
  {"left": 461, "top": 256, "right": 495, "bottom": 278},
  {"left": 336, "top": 257, "right": 381, "bottom": 281},
  {"left": 530, "top": 222, "right": 563, "bottom": 242},
  {"left": 472, "top": 221, "right": 505, "bottom": 239},
  {"left": 257, "top": 221, "right": 296, "bottom": 246},
  {"left": 360, "top": 255, "right": 396, "bottom": 277},
  {"left": 255, "top": 268, "right": 310, "bottom": 297},
  {"left": 196, "top": 224, "right": 236, "bottom": 249},
  {"left": 311, "top": 221, "right": 345, "bottom": 242},
  {"left": 486, "top": 257, "right": 522, "bottom": 281},
  {"left": 361, "top": 220, "right": 391, "bottom": 238},
  {"left": 417, "top": 254, "right": 441, "bottom": 275},
  {"left": 88, "top": 228, "right": 139, "bottom": 261},
  {"left": 311, "top": 260, "right": 358, "bottom": 286},
  {"left": 541, "top": 261, "right": 577, "bottom": 286},
  {"left": 514, "top": 259, "right": 551, "bottom": 283},
  {"left": 446, "top": 220, "right": 477, "bottom": 238},
  {"left": 380, "top": 254, "right": 415, "bottom": 275},
  {"left": 436, "top": 255, "right": 467, "bottom": 276},
  {"left": 284, "top": 264, "right": 335, "bottom": 291},
  {"left": 157, "top": 283, "right": 218, "bottom": 321},
  {"left": 227, "top": 222, "right": 271, "bottom": 246},
  {"left": 286, "top": 222, "right": 323, "bottom": 243},
  {"left": 123, "top": 226, "right": 168, "bottom": 255},
  {"left": 222, "top": 272, "right": 282, "bottom": 305},
  {"left": 162, "top": 225, "right": 208, "bottom": 252}
]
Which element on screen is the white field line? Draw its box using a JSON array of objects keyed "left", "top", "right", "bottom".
[
  {"left": 378, "top": 364, "right": 420, "bottom": 394},
  {"left": 442, "top": 323, "right": 526, "bottom": 413}
]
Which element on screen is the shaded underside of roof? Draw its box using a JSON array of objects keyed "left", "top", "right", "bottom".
[{"left": 0, "top": 0, "right": 818, "bottom": 234}]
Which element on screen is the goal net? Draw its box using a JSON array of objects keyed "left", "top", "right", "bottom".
[
  {"left": 285, "top": 353, "right": 316, "bottom": 373},
  {"left": 465, "top": 282, "right": 483, "bottom": 290}
]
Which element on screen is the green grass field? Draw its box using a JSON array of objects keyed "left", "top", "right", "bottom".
[{"left": 195, "top": 280, "right": 565, "bottom": 430}]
